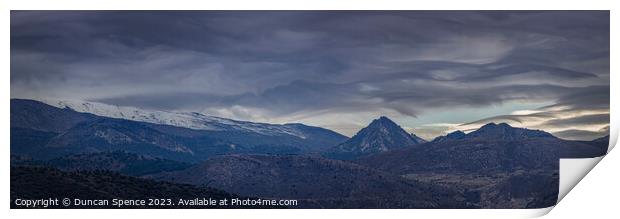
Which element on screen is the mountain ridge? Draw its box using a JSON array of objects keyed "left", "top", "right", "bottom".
[
  {"left": 10, "top": 99, "right": 348, "bottom": 162},
  {"left": 432, "top": 122, "right": 556, "bottom": 143},
  {"left": 324, "top": 116, "right": 424, "bottom": 160},
  {"left": 33, "top": 98, "right": 341, "bottom": 139},
  {"left": 359, "top": 122, "right": 607, "bottom": 175}
]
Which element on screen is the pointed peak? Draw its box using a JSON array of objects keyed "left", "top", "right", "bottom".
[
  {"left": 376, "top": 116, "right": 393, "bottom": 122},
  {"left": 329, "top": 115, "right": 422, "bottom": 159},
  {"left": 369, "top": 116, "right": 397, "bottom": 126}
]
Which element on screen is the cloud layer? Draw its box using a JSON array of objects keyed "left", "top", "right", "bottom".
[{"left": 11, "top": 11, "right": 610, "bottom": 139}]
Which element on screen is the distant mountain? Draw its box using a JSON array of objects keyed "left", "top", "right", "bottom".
[
  {"left": 11, "top": 99, "right": 348, "bottom": 162},
  {"left": 355, "top": 122, "right": 608, "bottom": 208},
  {"left": 465, "top": 123, "right": 556, "bottom": 140},
  {"left": 575, "top": 135, "right": 609, "bottom": 156},
  {"left": 10, "top": 166, "right": 247, "bottom": 209},
  {"left": 361, "top": 122, "right": 605, "bottom": 175},
  {"left": 153, "top": 154, "right": 466, "bottom": 208},
  {"left": 11, "top": 99, "right": 97, "bottom": 133},
  {"left": 430, "top": 123, "right": 559, "bottom": 149},
  {"left": 592, "top": 135, "right": 609, "bottom": 143},
  {"left": 431, "top": 130, "right": 466, "bottom": 143},
  {"left": 324, "top": 116, "right": 424, "bottom": 160},
  {"left": 39, "top": 99, "right": 325, "bottom": 139},
  {"left": 411, "top": 133, "right": 428, "bottom": 143}
]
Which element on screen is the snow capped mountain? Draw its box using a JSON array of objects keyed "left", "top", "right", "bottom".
[
  {"left": 11, "top": 99, "right": 349, "bottom": 161},
  {"left": 38, "top": 99, "right": 308, "bottom": 138},
  {"left": 431, "top": 130, "right": 466, "bottom": 143}
]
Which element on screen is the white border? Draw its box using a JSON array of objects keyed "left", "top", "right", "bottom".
[{"left": 2, "top": 1, "right": 617, "bottom": 218}]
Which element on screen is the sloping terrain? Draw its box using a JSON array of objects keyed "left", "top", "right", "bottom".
[
  {"left": 355, "top": 123, "right": 603, "bottom": 208},
  {"left": 10, "top": 166, "right": 247, "bottom": 209},
  {"left": 325, "top": 116, "right": 424, "bottom": 160},
  {"left": 153, "top": 154, "right": 467, "bottom": 208},
  {"left": 45, "top": 151, "right": 193, "bottom": 176},
  {"left": 11, "top": 99, "right": 348, "bottom": 162}
]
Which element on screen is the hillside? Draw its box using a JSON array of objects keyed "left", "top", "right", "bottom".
[
  {"left": 44, "top": 151, "right": 193, "bottom": 176},
  {"left": 11, "top": 99, "right": 348, "bottom": 162},
  {"left": 325, "top": 116, "right": 424, "bottom": 160},
  {"left": 153, "top": 154, "right": 467, "bottom": 208},
  {"left": 10, "top": 166, "right": 249, "bottom": 209}
]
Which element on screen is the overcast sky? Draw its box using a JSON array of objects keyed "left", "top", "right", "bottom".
[{"left": 10, "top": 11, "right": 610, "bottom": 140}]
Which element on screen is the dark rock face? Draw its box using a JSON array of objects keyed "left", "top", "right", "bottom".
[
  {"left": 325, "top": 116, "right": 424, "bottom": 160},
  {"left": 153, "top": 154, "right": 467, "bottom": 208}
]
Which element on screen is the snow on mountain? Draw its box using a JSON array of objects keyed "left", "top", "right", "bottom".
[{"left": 38, "top": 99, "right": 307, "bottom": 138}]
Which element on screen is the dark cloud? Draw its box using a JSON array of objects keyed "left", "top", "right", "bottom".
[{"left": 11, "top": 11, "right": 609, "bottom": 138}]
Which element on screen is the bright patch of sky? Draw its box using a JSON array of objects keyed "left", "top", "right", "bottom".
[{"left": 401, "top": 101, "right": 553, "bottom": 128}]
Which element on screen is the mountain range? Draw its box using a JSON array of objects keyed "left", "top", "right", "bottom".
[
  {"left": 11, "top": 99, "right": 347, "bottom": 162},
  {"left": 40, "top": 99, "right": 320, "bottom": 138},
  {"left": 359, "top": 122, "right": 607, "bottom": 174},
  {"left": 354, "top": 122, "right": 607, "bottom": 208},
  {"left": 10, "top": 98, "right": 610, "bottom": 209}
]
